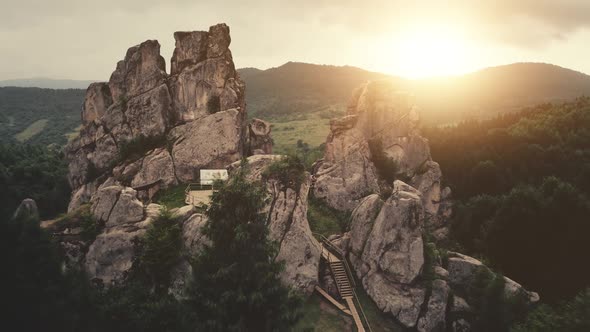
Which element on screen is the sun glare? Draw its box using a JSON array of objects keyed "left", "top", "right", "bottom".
[{"left": 385, "top": 25, "right": 475, "bottom": 79}]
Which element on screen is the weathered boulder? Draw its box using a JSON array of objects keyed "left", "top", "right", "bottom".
[
  {"left": 248, "top": 118, "right": 272, "bottom": 154},
  {"left": 363, "top": 272, "right": 426, "bottom": 328},
  {"left": 130, "top": 147, "right": 177, "bottom": 198},
  {"left": 124, "top": 83, "right": 171, "bottom": 138},
  {"left": 13, "top": 198, "right": 39, "bottom": 220},
  {"left": 85, "top": 222, "right": 148, "bottom": 285},
  {"left": 346, "top": 180, "right": 427, "bottom": 328},
  {"left": 447, "top": 252, "right": 540, "bottom": 303},
  {"left": 358, "top": 181, "right": 425, "bottom": 284},
  {"left": 168, "top": 53, "right": 243, "bottom": 122}
]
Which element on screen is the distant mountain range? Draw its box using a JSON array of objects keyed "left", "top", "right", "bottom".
[
  {"left": 2, "top": 62, "right": 590, "bottom": 147},
  {"left": 239, "top": 62, "right": 590, "bottom": 124},
  {"left": 0, "top": 78, "right": 94, "bottom": 89}
]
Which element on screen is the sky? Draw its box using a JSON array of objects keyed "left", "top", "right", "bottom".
[{"left": 1, "top": 0, "right": 590, "bottom": 80}]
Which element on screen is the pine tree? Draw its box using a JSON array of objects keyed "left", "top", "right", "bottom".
[{"left": 186, "top": 165, "right": 302, "bottom": 331}]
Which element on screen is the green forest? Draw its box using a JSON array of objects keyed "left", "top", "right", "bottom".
[
  {"left": 424, "top": 98, "right": 590, "bottom": 329},
  {"left": 0, "top": 87, "right": 84, "bottom": 145},
  {"left": 0, "top": 166, "right": 303, "bottom": 331},
  {"left": 1, "top": 93, "right": 589, "bottom": 330}
]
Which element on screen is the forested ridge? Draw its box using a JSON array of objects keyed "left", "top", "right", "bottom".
[
  {"left": 0, "top": 87, "right": 84, "bottom": 145},
  {"left": 426, "top": 97, "right": 590, "bottom": 305}
]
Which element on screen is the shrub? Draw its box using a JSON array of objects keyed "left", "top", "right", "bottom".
[
  {"left": 368, "top": 138, "right": 399, "bottom": 183},
  {"left": 207, "top": 95, "right": 221, "bottom": 114},
  {"left": 187, "top": 166, "right": 303, "bottom": 331},
  {"left": 118, "top": 135, "right": 167, "bottom": 162},
  {"left": 136, "top": 208, "right": 182, "bottom": 293},
  {"left": 512, "top": 288, "right": 590, "bottom": 332},
  {"left": 262, "top": 155, "right": 306, "bottom": 190},
  {"left": 307, "top": 194, "right": 351, "bottom": 236}
]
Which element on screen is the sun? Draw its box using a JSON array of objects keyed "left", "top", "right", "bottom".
[{"left": 384, "top": 25, "right": 475, "bottom": 79}]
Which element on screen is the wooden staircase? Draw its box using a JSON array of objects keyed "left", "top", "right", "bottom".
[
  {"left": 315, "top": 234, "right": 371, "bottom": 332},
  {"left": 330, "top": 260, "right": 353, "bottom": 298}
]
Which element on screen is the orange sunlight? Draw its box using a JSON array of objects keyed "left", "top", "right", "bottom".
[{"left": 383, "top": 24, "right": 477, "bottom": 79}]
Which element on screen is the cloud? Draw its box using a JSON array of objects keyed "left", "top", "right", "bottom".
[{"left": 0, "top": 0, "right": 589, "bottom": 79}]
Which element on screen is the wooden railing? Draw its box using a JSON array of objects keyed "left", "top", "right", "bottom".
[
  {"left": 313, "top": 233, "right": 373, "bottom": 332},
  {"left": 313, "top": 233, "right": 356, "bottom": 288}
]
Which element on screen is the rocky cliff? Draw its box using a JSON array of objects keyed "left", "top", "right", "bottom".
[
  {"left": 66, "top": 23, "right": 271, "bottom": 212},
  {"left": 313, "top": 80, "right": 451, "bottom": 235},
  {"left": 316, "top": 80, "right": 539, "bottom": 331},
  {"left": 59, "top": 24, "right": 276, "bottom": 287}
]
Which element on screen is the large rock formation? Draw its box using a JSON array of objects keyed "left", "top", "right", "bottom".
[
  {"left": 65, "top": 23, "right": 267, "bottom": 211},
  {"left": 317, "top": 80, "right": 539, "bottom": 331},
  {"left": 60, "top": 24, "right": 275, "bottom": 289},
  {"left": 313, "top": 79, "right": 451, "bottom": 232},
  {"left": 228, "top": 155, "right": 321, "bottom": 295}
]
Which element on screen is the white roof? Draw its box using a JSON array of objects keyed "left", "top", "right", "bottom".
[{"left": 199, "top": 169, "right": 228, "bottom": 185}]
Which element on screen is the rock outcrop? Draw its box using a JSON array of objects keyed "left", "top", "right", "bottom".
[
  {"left": 248, "top": 118, "right": 273, "bottom": 155},
  {"left": 61, "top": 23, "right": 274, "bottom": 289},
  {"left": 65, "top": 23, "right": 266, "bottom": 211},
  {"left": 312, "top": 79, "right": 451, "bottom": 232},
  {"left": 315, "top": 80, "right": 539, "bottom": 331},
  {"left": 229, "top": 155, "right": 321, "bottom": 295}
]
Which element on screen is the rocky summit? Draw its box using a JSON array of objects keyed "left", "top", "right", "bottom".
[{"left": 65, "top": 23, "right": 271, "bottom": 212}]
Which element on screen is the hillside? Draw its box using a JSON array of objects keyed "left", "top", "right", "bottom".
[
  {"left": 411, "top": 63, "right": 590, "bottom": 123},
  {"left": 0, "top": 87, "right": 84, "bottom": 145},
  {"left": 2, "top": 62, "right": 589, "bottom": 149},
  {"left": 425, "top": 97, "right": 590, "bottom": 302},
  {"left": 239, "top": 62, "right": 392, "bottom": 120},
  {"left": 240, "top": 62, "right": 590, "bottom": 152}
]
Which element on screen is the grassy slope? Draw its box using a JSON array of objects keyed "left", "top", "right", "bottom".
[
  {"left": 15, "top": 119, "right": 49, "bottom": 142},
  {"left": 271, "top": 111, "right": 336, "bottom": 153},
  {"left": 293, "top": 289, "right": 404, "bottom": 332}
]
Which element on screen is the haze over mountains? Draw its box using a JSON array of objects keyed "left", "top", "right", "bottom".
[
  {"left": 2, "top": 62, "right": 590, "bottom": 147},
  {"left": 0, "top": 78, "right": 95, "bottom": 89},
  {"left": 240, "top": 62, "right": 590, "bottom": 124}
]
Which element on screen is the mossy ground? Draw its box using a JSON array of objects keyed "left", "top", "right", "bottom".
[{"left": 153, "top": 185, "right": 187, "bottom": 209}]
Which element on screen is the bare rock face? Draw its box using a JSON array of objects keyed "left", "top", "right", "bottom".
[
  {"left": 66, "top": 23, "right": 250, "bottom": 212},
  {"left": 312, "top": 79, "right": 452, "bottom": 223},
  {"left": 85, "top": 184, "right": 151, "bottom": 285},
  {"left": 229, "top": 155, "right": 321, "bottom": 295},
  {"left": 82, "top": 83, "right": 112, "bottom": 124},
  {"left": 108, "top": 40, "right": 167, "bottom": 102},
  {"left": 417, "top": 279, "right": 451, "bottom": 332},
  {"left": 169, "top": 24, "right": 244, "bottom": 123},
  {"left": 313, "top": 117, "right": 380, "bottom": 211},
  {"left": 169, "top": 109, "right": 244, "bottom": 182},
  {"left": 348, "top": 180, "right": 426, "bottom": 328}
]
